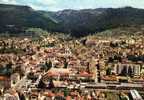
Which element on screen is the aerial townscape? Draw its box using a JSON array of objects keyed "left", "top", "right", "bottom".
[
  {"left": 0, "top": 2, "right": 144, "bottom": 100},
  {"left": 0, "top": 27, "right": 144, "bottom": 100}
]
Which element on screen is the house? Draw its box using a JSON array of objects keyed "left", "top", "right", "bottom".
[
  {"left": 101, "top": 75, "right": 118, "bottom": 83},
  {"left": 46, "top": 68, "right": 71, "bottom": 76},
  {"left": 29, "top": 92, "right": 39, "bottom": 100},
  {"left": 78, "top": 71, "right": 93, "bottom": 79},
  {"left": 42, "top": 91, "right": 55, "bottom": 100},
  {"left": 52, "top": 80, "right": 68, "bottom": 88},
  {"left": 42, "top": 68, "right": 72, "bottom": 82},
  {"left": 77, "top": 71, "right": 94, "bottom": 82},
  {"left": 11, "top": 73, "right": 20, "bottom": 87},
  {"left": 131, "top": 77, "right": 144, "bottom": 83},
  {"left": 0, "top": 76, "right": 11, "bottom": 89},
  {"left": 85, "top": 40, "right": 96, "bottom": 46},
  {"left": 4, "top": 89, "right": 19, "bottom": 100}
]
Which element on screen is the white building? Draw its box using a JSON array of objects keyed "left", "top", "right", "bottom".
[{"left": 112, "top": 63, "right": 141, "bottom": 76}]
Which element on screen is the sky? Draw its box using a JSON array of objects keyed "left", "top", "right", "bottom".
[{"left": 0, "top": 0, "right": 144, "bottom": 11}]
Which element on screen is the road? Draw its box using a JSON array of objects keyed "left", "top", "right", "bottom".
[{"left": 66, "top": 82, "right": 144, "bottom": 93}]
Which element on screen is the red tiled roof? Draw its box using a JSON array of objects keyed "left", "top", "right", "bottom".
[
  {"left": 44, "top": 92, "right": 55, "bottom": 97},
  {"left": 66, "top": 96, "right": 71, "bottom": 100},
  {"left": 56, "top": 93, "right": 64, "bottom": 97},
  {"left": 31, "top": 92, "right": 38, "bottom": 96},
  {"left": 47, "top": 72, "right": 59, "bottom": 77},
  {"left": 132, "top": 77, "right": 144, "bottom": 82},
  {"left": 101, "top": 76, "right": 117, "bottom": 81},
  {"left": 79, "top": 71, "right": 93, "bottom": 77},
  {"left": 0, "top": 76, "right": 9, "bottom": 80}
]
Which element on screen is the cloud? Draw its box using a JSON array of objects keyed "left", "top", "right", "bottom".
[
  {"left": 30, "top": 0, "right": 57, "bottom": 10},
  {"left": 37, "top": 0, "right": 56, "bottom": 6},
  {"left": 0, "top": 0, "right": 144, "bottom": 11},
  {"left": 0, "top": 0, "right": 17, "bottom": 4},
  {"left": 28, "top": 4, "right": 43, "bottom": 10}
]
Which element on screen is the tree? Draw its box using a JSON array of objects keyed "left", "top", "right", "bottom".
[
  {"left": 86, "top": 62, "right": 90, "bottom": 73},
  {"left": 14, "top": 66, "right": 25, "bottom": 78},
  {"left": 128, "top": 67, "right": 133, "bottom": 77},
  {"left": 10, "top": 40, "right": 15, "bottom": 49},
  {"left": 25, "top": 28, "right": 49, "bottom": 37},
  {"left": 96, "top": 63, "right": 100, "bottom": 70},
  {"left": 106, "top": 67, "right": 112, "bottom": 75},
  {"left": 37, "top": 79, "right": 46, "bottom": 89},
  {"left": 5, "top": 62, "right": 13, "bottom": 77},
  {"left": 48, "top": 79, "right": 54, "bottom": 89},
  {"left": 27, "top": 72, "right": 35, "bottom": 80},
  {"left": 110, "top": 42, "right": 118, "bottom": 47},
  {"left": 64, "top": 88, "right": 69, "bottom": 97},
  {"left": 80, "top": 39, "right": 87, "bottom": 46},
  {"left": 18, "top": 92, "right": 26, "bottom": 100},
  {"left": 108, "top": 57, "right": 114, "bottom": 63},
  {"left": 63, "top": 59, "right": 68, "bottom": 69},
  {"left": 1, "top": 41, "right": 7, "bottom": 53},
  {"left": 120, "top": 66, "right": 127, "bottom": 76},
  {"left": 42, "top": 60, "right": 52, "bottom": 71}
]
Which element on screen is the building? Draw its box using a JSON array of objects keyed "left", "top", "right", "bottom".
[
  {"left": 0, "top": 76, "right": 11, "bottom": 89},
  {"left": 112, "top": 63, "right": 141, "bottom": 76},
  {"left": 11, "top": 73, "right": 20, "bottom": 87}
]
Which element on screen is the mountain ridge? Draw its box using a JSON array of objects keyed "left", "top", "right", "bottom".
[
  {"left": 0, "top": 4, "right": 57, "bottom": 34},
  {"left": 0, "top": 4, "right": 144, "bottom": 37},
  {"left": 47, "top": 6, "right": 144, "bottom": 37}
]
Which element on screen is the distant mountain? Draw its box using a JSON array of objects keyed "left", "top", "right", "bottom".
[
  {"left": 48, "top": 7, "right": 144, "bottom": 37},
  {"left": 0, "top": 4, "right": 144, "bottom": 37},
  {"left": 0, "top": 4, "right": 57, "bottom": 33}
]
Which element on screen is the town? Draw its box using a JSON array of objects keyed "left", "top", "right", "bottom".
[{"left": 0, "top": 32, "right": 144, "bottom": 100}]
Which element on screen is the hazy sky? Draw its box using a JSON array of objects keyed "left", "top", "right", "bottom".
[{"left": 0, "top": 0, "right": 144, "bottom": 11}]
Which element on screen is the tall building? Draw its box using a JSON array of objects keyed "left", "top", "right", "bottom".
[{"left": 112, "top": 63, "right": 141, "bottom": 76}]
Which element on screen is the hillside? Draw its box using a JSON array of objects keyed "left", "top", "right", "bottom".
[
  {"left": 48, "top": 7, "right": 144, "bottom": 37},
  {"left": 0, "top": 4, "right": 144, "bottom": 37},
  {"left": 95, "top": 26, "right": 144, "bottom": 37},
  {"left": 0, "top": 4, "right": 57, "bottom": 33}
]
